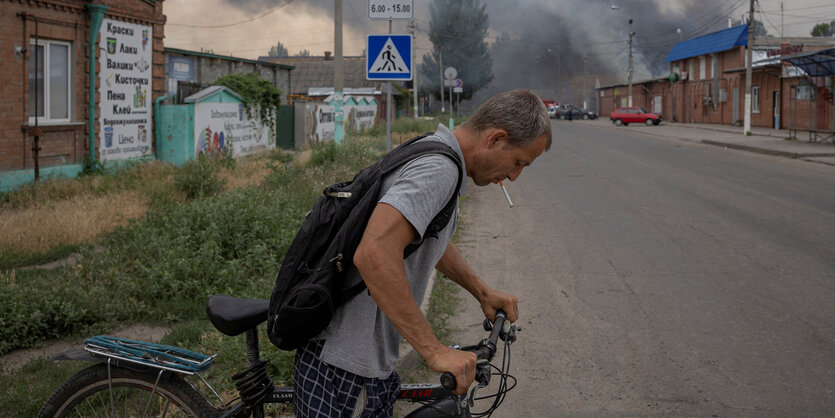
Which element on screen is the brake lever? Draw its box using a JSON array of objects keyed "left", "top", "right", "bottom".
[{"left": 468, "top": 362, "right": 492, "bottom": 407}]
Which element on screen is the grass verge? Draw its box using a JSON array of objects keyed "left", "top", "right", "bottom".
[{"left": 0, "top": 116, "right": 460, "bottom": 414}]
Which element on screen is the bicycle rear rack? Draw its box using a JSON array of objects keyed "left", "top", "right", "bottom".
[{"left": 84, "top": 335, "right": 215, "bottom": 375}]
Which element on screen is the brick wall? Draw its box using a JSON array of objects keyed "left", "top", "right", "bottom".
[{"left": 0, "top": 0, "right": 164, "bottom": 174}]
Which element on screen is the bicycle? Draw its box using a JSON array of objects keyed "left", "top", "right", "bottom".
[{"left": 38, "top": 294, "right": 519, "bottom": 417}]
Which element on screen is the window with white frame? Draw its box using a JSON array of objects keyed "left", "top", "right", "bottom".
[
  {"left": 29, "top": 39, "right": 71, "bottom": 123},
  {"left": 699, "top": 56, "right": 706, "bottom": 80},
  {"left": 752, "top": 86, "right": 760, "bottom": 113},
  {"left": 709, "top": 54, "right": 714, "bottom": 78}
]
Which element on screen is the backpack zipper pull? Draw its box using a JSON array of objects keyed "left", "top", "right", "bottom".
[
  {"left": 329, "top": 253, "right": 344, "bottom": 272},
  {"left": 326, "top": 191, "right": 352, "bottom": 198}
]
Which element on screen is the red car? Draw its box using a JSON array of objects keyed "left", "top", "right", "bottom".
[{"left": 610, "top": 107, "right": 661, "bottom": 126}]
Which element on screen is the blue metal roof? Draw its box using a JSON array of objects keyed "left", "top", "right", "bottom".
[
  {"left": 665, "top": 24, "right": 748, "bottom": 63},
  {"left": 782, "top": 48, "right": 835, "bottom": 77}
]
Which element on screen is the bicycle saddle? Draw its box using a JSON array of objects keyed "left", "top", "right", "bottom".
[{"left": 206, "top": 294, "right": 269, "bottom": 336}]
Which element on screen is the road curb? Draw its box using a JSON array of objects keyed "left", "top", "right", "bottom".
[
  {"left": 700, "top": 139, "right": 835, "bottom": 159},
  {"left": 569, "top": 120, "right": 835, "bottom": 165}
]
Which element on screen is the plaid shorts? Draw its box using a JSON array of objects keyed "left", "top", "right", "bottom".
[{"left": 293, "top": 340, "right": 401, "bottom": 418}]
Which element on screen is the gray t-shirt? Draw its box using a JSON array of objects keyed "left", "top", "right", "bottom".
[{"left": 317, "top": 124, "right": 466, "bottom": 378}]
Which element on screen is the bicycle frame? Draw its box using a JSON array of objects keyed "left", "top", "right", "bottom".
[{"left": 46, "top": 295, "right": 515, "bottom": 418}]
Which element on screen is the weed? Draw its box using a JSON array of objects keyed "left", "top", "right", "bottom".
[{"left": 173, "top": 156, "right": 227, "bottom": 199}]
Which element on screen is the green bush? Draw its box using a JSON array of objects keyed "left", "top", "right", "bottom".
[{"left": 173, "top": 156, "right": 227, "bottom": 199}]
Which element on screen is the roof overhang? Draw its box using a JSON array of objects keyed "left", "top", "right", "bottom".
[
  {"left": 780, "top": 48, "right": 835, "bottom": 77},
  {"left": 665, "top": 24, "right": 748, "bottom": 63}
]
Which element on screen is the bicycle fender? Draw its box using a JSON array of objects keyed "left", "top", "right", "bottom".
[{"left": 51, "top": 348, "right": 101, "bottom": 363}]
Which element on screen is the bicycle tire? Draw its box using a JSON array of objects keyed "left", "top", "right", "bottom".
[{"left": 37, "top": 363, "right": 219, "bottom": 418}]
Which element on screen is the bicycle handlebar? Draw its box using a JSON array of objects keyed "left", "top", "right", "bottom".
[{"left": 440, "top": 310, "right": 508, "bottom": 391}]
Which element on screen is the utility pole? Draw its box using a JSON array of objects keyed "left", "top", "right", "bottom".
[
  {"left": 334, "top": 0, "right": 344, "bottom": 143},
  {"left": 386, "top": 18, "right": 392, "bottom": 152},
  {"left": 583, "top": 55, "right": 588, "bottom": 109},
  {"left": 744, "top": 0, "right": 755, "bottom": 135},
  {"left": 628, "top": 19, "right": 634, "bottom": 107},
  {"left": 410, "top": 19, "right": 418, "bottom": 118},
  {"left": 439, "top": 49, "right": 445, "bottom": 113}
]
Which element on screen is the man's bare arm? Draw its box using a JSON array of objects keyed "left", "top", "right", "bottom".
[{"left": 354, "top": 203, "right": 476, "bottom": 394}]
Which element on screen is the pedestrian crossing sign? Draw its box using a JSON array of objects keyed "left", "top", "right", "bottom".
[{"left": 366, "top": 35, "right": 412, "bottom": 81}]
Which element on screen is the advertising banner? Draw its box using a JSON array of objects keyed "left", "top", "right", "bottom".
[
  {"left": 303, "top": 103, "right": 335, "bottom": 145},
  {"left": 193, "top": 103, "right": 273, "bottom": 158},
  {"left": 344, "top": 102, "right": 377, "bottom": 132},
  {"left": 99, "top": 18, "right": 153, "bottom": 161}
]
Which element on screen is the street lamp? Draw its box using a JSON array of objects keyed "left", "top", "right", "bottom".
[{"left": 546, "top": 48, "right": 562, "bottom": 99}]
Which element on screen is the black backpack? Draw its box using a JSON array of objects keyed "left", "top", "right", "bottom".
[{"left": 267, "top": 134, "right": 463, "bottom": 350}]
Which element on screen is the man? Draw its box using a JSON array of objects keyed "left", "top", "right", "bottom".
[{"left": 294, "top": 89, "right": 552, "bottom": 417}]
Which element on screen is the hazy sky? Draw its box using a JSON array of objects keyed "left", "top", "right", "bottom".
[
  {"left": 163, "top": 0, "right": 834, "bottom": 97},
  {"left": 164, "top": 0, "right": 835, "bottom": 60}
]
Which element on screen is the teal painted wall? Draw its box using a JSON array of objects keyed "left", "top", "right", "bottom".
[
  {"left": 0, "top": 165, "right": 85, "bottom": 193},
  {"left": 156, "top": 105, "right": 194, "bottom": 166}
]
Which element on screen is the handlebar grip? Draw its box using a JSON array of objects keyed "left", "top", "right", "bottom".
[
  {"left": 439, "top": 311, "right": 507, "bottom": 390},
  {"left": 440, "top": 372, "right": 456, "bottom": 390}
]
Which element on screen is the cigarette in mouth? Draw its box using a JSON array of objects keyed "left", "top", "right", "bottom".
[{"left": 499, "top": 180, "right": 514, "bottom": 208}]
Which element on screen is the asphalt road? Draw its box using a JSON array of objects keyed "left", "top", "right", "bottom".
[{"left": 451, "top": 121, "right": 835, "bottom": 417}]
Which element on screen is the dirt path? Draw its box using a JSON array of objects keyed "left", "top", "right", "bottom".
[{"left": 0, "top": 323, "right": 169, "bottom": 374}]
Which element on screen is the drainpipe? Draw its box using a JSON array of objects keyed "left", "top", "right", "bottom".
[
  {"left": 153, "top": 94, "right": 168, "bottom": 159},
  {"left": 86, "top": 4, "right": 108, "bottom": 165}
]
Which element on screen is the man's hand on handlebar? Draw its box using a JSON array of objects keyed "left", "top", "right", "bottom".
[
  {"left": 479, "top": 288, "right": 518, "bottom": 323},
  {"left": 425, "top": 346, "right": 477, "bottom": 395}
]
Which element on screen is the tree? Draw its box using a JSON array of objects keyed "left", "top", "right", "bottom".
[
  {"left": 268, "top": 41, "right": 289, "bottom": 57},
  {"left": 419, "top": 0, "right": 492, "bottom": 101},
  {"left": 213, "top": 72, "right": 281, "bottom": 129},
  {"left": 810, "top": 21, "right": 835, "bottom": 37},
  {"left": 731, "top": 17, "right": 770, "bottom": 38},
  {"left": 295, "top": 49, "right": 310, "bottom": 57}
]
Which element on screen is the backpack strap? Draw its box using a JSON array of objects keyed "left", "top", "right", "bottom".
[
  {"left": 376, "top": 134, "right": 463, "bottom": 253},
  {"left": 338, "top": 133, "right": 464, "bottom": 303}
]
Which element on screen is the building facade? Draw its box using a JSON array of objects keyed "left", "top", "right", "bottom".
[
  {"left": 164, "top": 48, "right": 293, "bottom": 105},
  {"left": 1, "top": 0, "right": 166, "bottom": 191},
  {"left": 597, "top": 24, "right": 834, "bottom": 133}
]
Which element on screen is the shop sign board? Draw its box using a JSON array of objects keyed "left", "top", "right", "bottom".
[{"left": 99, "top": 18, "right": 153, "bottom": 161}]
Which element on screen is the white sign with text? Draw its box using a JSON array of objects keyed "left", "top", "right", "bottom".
[
  {"left": 193, "top": 103, "right": 273, "bottom": 158},
  {"left": 368, "top": 0, "right": 413, "bottom": 19},
  {"left": 99, "top": 18, "right": 153, "bottom": 162}
]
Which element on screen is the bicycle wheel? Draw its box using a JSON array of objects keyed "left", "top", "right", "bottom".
[{"left": 38, "top": 363, "right": 219, "bottom": 418}]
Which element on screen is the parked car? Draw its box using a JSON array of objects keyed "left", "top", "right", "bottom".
[
  {"left": 609, "top": 107, "right": 661, "bottom": 126},
  {"left": 558, "top": 106, "right": 598, "bottom": 120},
  {"left": 547, "top": 105, "right": 559, "bottom": 119}
]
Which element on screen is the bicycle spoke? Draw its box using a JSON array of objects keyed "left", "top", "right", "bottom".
[{"left": 161, "top": 398, "right": 173, "bottom": 418}]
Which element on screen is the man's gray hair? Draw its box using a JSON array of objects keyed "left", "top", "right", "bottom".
[{"left": 462, "top": 89, "right": 552, "bottom": 150}]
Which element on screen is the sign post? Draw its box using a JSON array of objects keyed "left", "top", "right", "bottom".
[
  {"left": 444, "top": 67, "right": 457, "bottom": 129},
  {"left": 454, "top": 79, "right": 463, "bottom": 118}
]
